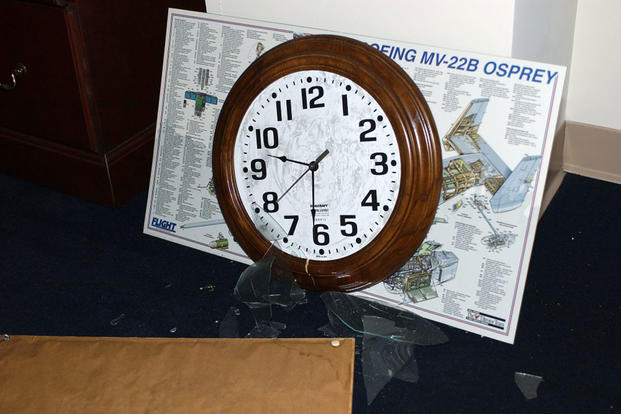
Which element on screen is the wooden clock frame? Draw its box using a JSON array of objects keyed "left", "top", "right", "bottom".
[{"left": 212, "top": 35, "right": 442, "bottom": 292}]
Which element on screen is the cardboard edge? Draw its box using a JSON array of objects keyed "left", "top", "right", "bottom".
[{"left": 539, "top": 122, "right": 567, "bottom": 218}]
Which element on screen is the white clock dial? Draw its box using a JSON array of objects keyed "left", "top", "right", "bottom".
[{"left": 233, "top": 70, "right": 401, "bottom": 261}]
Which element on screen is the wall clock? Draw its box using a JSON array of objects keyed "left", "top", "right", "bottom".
[{"left": 212, "top": 35, "right": 442, "bottom": 292}]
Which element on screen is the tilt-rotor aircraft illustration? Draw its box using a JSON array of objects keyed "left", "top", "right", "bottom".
[{"left": 440, "top": 98, "right": 541, "bottom": 213}]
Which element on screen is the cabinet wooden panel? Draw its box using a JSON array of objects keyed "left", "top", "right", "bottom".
[
  {"left": 0, "top": 0, "right": 205, "bottom": 206},
  {"left": 1, "top": 1, "right": 91, "bottom": 150}
]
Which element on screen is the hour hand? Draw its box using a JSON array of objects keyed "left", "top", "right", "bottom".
[{"left": 268, "top": 154, "right": 309, "bottom": 166}]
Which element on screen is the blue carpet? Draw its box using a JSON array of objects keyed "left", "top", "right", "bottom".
[{"left": 1, "top": 172, "right": 620, "bottom": 412}]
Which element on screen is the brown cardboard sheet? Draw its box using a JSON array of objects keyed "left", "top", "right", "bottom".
[{"left": 0, "top": 336, "right": 354, "bottom": 413}]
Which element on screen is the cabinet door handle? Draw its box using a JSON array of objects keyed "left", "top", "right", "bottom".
[{"left": 1, "top": 63, "right": 27, "bottom": 91}]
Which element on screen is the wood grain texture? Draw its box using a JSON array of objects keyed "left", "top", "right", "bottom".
[
  {"left": 213, "top": 35, "right": 442, "bottom": 292},
  {"left": 0, "top": 1, "right": 90, "bottom": 149},
  {"left": 0, "top": 0, "right": 205, "bottom": 206}
]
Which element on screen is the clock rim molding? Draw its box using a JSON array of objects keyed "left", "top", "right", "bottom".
[{"left": 212, "top": 34, "right": 442, "bottom": 292}]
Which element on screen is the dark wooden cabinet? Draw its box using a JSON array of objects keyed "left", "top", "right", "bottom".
[{"left": 0, "top": 0, "right": 205, "bottom": 206}]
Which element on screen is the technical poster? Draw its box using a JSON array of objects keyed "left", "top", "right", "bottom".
[{"left": 144, "top": 9, "right": 566, "bottom": 343}]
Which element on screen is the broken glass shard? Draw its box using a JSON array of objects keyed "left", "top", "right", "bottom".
[
  {"left": 320, "top": 292, "right": 449, "bottom": 345},
  {"left": 246, "top": 321, "right": 287, "bottom": 338},
  {"left": 515, "top": 372, "right": 543, "bottom": 400},
  {"left": 218, "top": 307, "right": 240, "bottom": 338}
]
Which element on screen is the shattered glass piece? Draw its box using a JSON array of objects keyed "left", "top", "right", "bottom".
[
  {"left": 392, "top": 311, "right": 449, "bottom": 346},
  {"left": 363, "top": 316, "right": 419, "bottom": 384},
  {"left": 362, "top": 315, "right": 417, "bottom": 343},
  {"left": 324, "top": 304, "right": 361, "bottom": 337},
  {"left": 110, "top": 313, "right": 125, "bottom": 326},
  {"left": 231, "top": 213, "right": 308, "bottom": 337},
  {"left": 264, "top": 274, "right": 307, "bottom": 309},
  {"left": 169, "top": 327, "right": 177, "bottom": 333},
  {"left": 234, "top": 256, "right": 276, "bottom": 324},
  {"left": 246, "top": 324, "right": 279, "bottom": 338},
  {"left": 246, "top": 321, "right": 286, "bottom": 338},
  {"left": 218, "top": 307, "right": 240, "bottom": 338},
  {"left": 321, "top": 291, "right": 367, "bottom": 333},
  {"left": 250, "top": 202, "right": 287, "bottom": 243},
  {"left": 319, "top": 293, "right": 445, "bottom": 404},
  {"left": 234, "top": 256, "right": 275, "bottom": 309},
  {"left": 515, "top": 372, "right": 543, "bottom": 400},
  {"left": 248, "top": 305, "right": 273, "bottom": 325},
  {"left": 268, "top": 321, "right": 287, "bottom": 330},
  {"left": 235, "top": 256, "right": 307, "bottom": 310},
  {"left": 393, "top": 355, "right": 419, "bottom": 383},
  {"left": 1, "top": 334, "right": 9, "bottom": 342},
  {"left": 321, "top": 292, "right": 449, "bottom": 345},
  {"left": 234, "top": 252, "right": 307, "bottom": 329},
  {"left": 318, "top": 324, "right": 339, "bottom": 337},
  {"left": 362, "top": 333, "right": 418, "bottom": 404}
]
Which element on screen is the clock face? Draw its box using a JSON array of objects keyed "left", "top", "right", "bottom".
[{"left": 233, "top": 70, "right": 401, "bottom": 261}]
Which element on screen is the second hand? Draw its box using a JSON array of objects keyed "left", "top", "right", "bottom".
[
  {"left": 277, "top": 168, "right": 310, "bottom": 202},
  {"left": 276, "top": 149, "right": 329, "bottom": 203}
]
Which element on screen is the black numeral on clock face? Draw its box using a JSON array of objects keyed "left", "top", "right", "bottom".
[
  {"left": 255, "top": 127, "right": 279, "bottom": 149},
  {"left": 284, "top": 215, "right": 299, "bottom": 235},
  {"left": 250, "top": 159, "right": 266, "bottom": 180},
  {"left": 340, "top": 215, "right": 357, "bottom": 236},
  {"left": 359, "top": 119, "right": 377, "bottom": 142},
  {"left": 301, "top": 86, "right": 325, "bottom": 109},
  {"left": 262, "top": 192, "right": 279, "bottom": 213},
  {"left": 313, "top": 224, "right": 330, "bottom": 246},
  {"left": 341, "top": 94, "right": 349, "bottom": 116},
  {"left": 370, "top": 152, "right": 388, "bottom": 175},
  {"left": 361, "top": 189, "right": 379, "bottom": 211},
  {"left": 275, "top": 100, "right": 292, "bottom": 121}
]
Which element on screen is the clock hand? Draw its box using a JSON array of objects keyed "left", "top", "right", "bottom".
[
  {"left": 277, "top": 168, "right": 310, "bottom": 202},
  {"left": 268, "top": 154, "right": 309, "bottom": 166},
  {"left": 277, "top": 149, "right": 329, "bottom": 203},
  {"left": 313, "top": 149, "right": 330, "bottom": 165},
  {"left": 311, "top": 169, "right": 316, "bottom": 224},
  {"left": 309, "top": 149, "right": 328, "bottom": 224}
]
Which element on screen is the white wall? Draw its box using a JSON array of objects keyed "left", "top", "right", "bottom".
[
  {"left": 512, "top": 0, "right": 577, "bottom": 67},
  {"left": 565, "top": 0, "right": 621, "bottom": 130},
  {"left": 204, "top": 0, "right": 516, "bottom": 56},
  {"left": 512, "top": 0, "right": 577, "bottom": 126},
  {"left": 206, "top": 0, "right": 621, "bottom": 133}
]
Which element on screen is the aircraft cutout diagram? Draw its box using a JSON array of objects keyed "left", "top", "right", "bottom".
[{"left": 440, "top": 98, "right": 541, "bottom": 213}]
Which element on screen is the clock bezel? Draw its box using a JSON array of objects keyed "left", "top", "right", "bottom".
[{"left": 213, "top": 35, "right": 442, "bottom": 292}]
